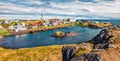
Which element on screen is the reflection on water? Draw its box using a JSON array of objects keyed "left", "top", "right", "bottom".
[
  {"left": 0, "top": 26, "right": 101, "bottom": 48},
  {"left": 15, "top": 34, "right": 27, "bottom": 39}
]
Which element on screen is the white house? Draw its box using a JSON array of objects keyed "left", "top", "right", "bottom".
[
  {"left": 9, "top": 24, "right": 27, "bottom": 32},
  {"left": 9, "top": 26, "right": 15, "bottom": 30},
  {"left": 69, "top": 18, "right": 76, "bottom": 22},
  {"left": 62, "top": 19, "right": 70, "bottom": 24},
  {"left": 94, "top": 21, "right": 99, "bottom": 24}
]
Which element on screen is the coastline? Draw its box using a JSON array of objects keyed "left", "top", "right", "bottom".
[
  {"left": 0, "top": 22, "right": 113, "bottom": 37},
  {"left": 0, "top": 25, "right": 120, "bottom": 61}
]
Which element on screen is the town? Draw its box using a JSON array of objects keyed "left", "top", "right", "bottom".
[{"left": 0, "top": 18, "right": 112, "bottom": 36}]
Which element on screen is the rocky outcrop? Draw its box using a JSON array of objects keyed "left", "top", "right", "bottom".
[
  {"left": 89, "top": 25, "right": 120, "bottom": 49},
  {"left": 70, "top": 53, "right": 102, "bottom": 61},
  {"left": 62, "top": 46, "right": 77, "bottom": 61},
  {"left": 90, "top": 29, "right": 112, "bottom": 44},
  {"left": 62, "top": 25, "right": 120, "bottom": 61},
  {"left": 62, "top": 43, "right": 93, "bottom": 61}
]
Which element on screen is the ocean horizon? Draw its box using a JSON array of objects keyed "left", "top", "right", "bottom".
[{"left": 0, "top": 14, "right": 117, "bottom": 20}]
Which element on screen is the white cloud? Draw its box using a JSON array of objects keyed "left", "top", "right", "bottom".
[
  {"left": 19, "top": 0, "right": 42, "bottom": 5},
  {"left": 0, "top": 3, "right": 31, "bottom": 13},
  {"left": 48, "top": 1, "right": 120, "bottom": 18},
  {"left": 0, "top": 0, "right": 120, "bottom": 19}
]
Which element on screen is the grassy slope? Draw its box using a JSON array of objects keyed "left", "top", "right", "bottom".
[
  {"left": 0, "top": 45, "right": 62, "bottom": 61},
  {"left": 0, "top": 44, "right": 76, "bottom": 61},
  {"left": 0, "top": 30, "right": 10, "bottom": 36}
]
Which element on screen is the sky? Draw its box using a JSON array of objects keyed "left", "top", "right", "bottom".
[{"left": 0, "top": 0, "right": 120, "bottom": 19}]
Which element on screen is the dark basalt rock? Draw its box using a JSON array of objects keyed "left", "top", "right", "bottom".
[
  {"left": 89, "top": 29, "right": 114, "bottom": 49},
  {"left": 70, "top": 53, "right": 102, "bottom": 61},
  {"left": 89, "top": 25, "right": 120, "bottom": 49},
  {"left": 92, "top": 29, "right": 111, "bottom": 44},
  {"left": 62, "top": 46, "right": 102, "bottom": 61},
  {"left": 62, "top": 46, "right": 77, "bottom": 61},
  {"left": 94, "top": 43, "right": 111, "bottom": 49}
]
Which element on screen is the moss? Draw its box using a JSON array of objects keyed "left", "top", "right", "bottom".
[{"left": 75, "top": 48, "right": 91, "bottom": 56}]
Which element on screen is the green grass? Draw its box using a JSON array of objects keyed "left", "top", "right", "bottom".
[{"left": 0, "top": 29, "right": 10, "bottom": 36}]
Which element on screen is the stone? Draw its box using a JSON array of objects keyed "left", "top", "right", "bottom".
[
  {"left": 90, "top": 26, "right": 120, "bottom": 45},
  {"left": 94, "top": 43, "right": 110, "bottom": 49},
  {"left": 77, "top": 43, "right": 93, "bottom": 51},
  {"left": 62, "top": 46, "right": 77, "bottom": 61},
  {"left": 70, "top": 53, "right": 102, "bottom": 61}
]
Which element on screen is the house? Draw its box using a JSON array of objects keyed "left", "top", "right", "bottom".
[
  {"left": 15, "top": 24, "right": 27, "bottom": 32},
  {"left": 49, "top": 18, "right": 61, "bottom": 26},
  {"left": 9, "top": 24, "right": 27, "bottom": 32},
  {"left": 94, "top": 21, "right": 99, "bottom": 24},
  {"left": 62, "top": 19, "right": 70, "bottom": 24},
  {"left": 42, "top": 20, "right": 51, "bottom": 26},
  {"left": 69, "top": 18, "right": 76, "bottom": 22},
  {"left": 9, "top": 26, "right": 15, "bottom": 30}
]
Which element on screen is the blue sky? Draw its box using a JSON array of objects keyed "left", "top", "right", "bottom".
[{"left": 0, "top": 0, "right": 120, "bottom": 19}]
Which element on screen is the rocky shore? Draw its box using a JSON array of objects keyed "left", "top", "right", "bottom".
[
  {"left": 79, "top": 21, "right": 113, "bottom": 29},
  {"left": 62, "top": 25, "right": 120, "bottom": 61}
]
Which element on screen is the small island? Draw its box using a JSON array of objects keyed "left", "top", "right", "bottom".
[{"left": 51, "top": 31, "right": 79, "bottom": 38}]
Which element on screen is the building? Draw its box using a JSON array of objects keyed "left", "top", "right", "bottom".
[
  {"left": 9, "top": 24, "right": 27, "bottom": 32},
  {"left": 69, "top": 18, "right": 76, "bottom": 22},
  {"left": 49, "top": 18, "right": 61, "bottom": 26}
]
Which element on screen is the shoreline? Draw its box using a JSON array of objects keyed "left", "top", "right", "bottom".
[
  {"left": 1, "top": 24, "right": 113, "bottom": 37},
  {"left": 6, "top": 25, "right": 73, "bottom": 36}
]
